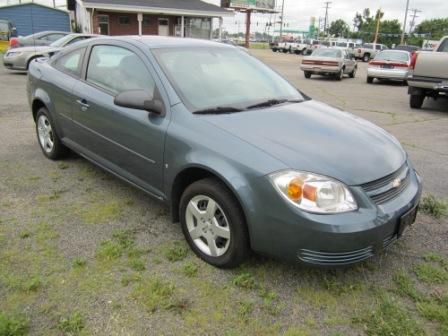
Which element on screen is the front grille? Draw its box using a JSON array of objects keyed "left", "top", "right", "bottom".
[
  {"left": 298, "top": 246, "right": 374, "bottom": 266},
  {"left": 361, "top": 163, "right": 411, "bottom": 205}
]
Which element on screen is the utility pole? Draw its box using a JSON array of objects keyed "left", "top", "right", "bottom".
[
  {"left": 323, "top": 2, "right": 331, "bottom": 37},
  {"left": 408, "top": 8, "right": 422, "bottom": 35},
  {"left": 279, "top": 0, "right": 285, "bottom": 39},
  {"left": 401, "top": 0, "right": 410, "bottom": 44},
  {"left": 373, "top": 9, "right": 383, "bottom": 44}
]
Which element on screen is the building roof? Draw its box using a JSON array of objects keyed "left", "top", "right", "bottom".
[
  {"left": 0, "top": 2, "right": 69, "bottom": 14},
  {"left": 81, "top": 0, "right": 234, "bottom": 17}
]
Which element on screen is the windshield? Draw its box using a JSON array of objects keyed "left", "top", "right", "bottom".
[
  {"left": 336, "top": 42, "right": 347, "bottom": 47},
  {"left": 375, "top": 51, "right": 409, "bottom": 62},
  {"left": 153, "top": 47, "right": 303, "bottom": 112},
  {"left": 50, "top": 35, "right": 74, "bottom": 47},
  {"left": 311, "top": 48, "right": 342, "bottom": 58}
]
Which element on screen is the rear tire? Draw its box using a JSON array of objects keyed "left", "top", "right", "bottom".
[
  {"left": 179, "top": 178, "right": 250, "bottom": 269},
  {"left": 410, "top": 94, "right": 425, "bottom": 109},
  {"left": 349, "top": 66, "right": 357, "bottom": 78},
  {"left": 363, "top": 54, "right": 370, "bottom": 62},
  {"left": 304, "top": 71, "right": 312, "bottom": 79},
  {"left": 35, "top": 107, "right": 68, "bottom": 160},
  {"left": 367, "top": 76, "right": 374, "bottom": 84}
]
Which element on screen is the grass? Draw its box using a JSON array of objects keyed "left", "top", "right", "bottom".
[
  {"left": 96, "top": 229, "right": 136, "bottom": 261},
  {"left": 393, "top": 269, "right": 425, "bottom": 302},
  {"left": 182, "top": 261, "right": 199, "bottom": 277},
  {"left": 80, "top": 201, "right": 122, "bottom": 225},
  {"left": 57, "top": 312, "right": 85, "bottom": 333},
  {"left": 238, "top": 301, "right": 254, "bottom": 322},
  {"left": 354, "top": 295, "right": 425, "bottom": 336},
  {"left": 0, "top": 312, "right": 29, "bottom": 336},
  {"left": 232, "top": 272, "right": 257, "bottom": 290},
  {"left": 414, "top": 263, "right": 448, "bottom": 284},
  {"left": 162, "top": 241, "right": 188, "bottom": 262},
  {"left": 72, "top": 257, "right": 87, "bottom": 268},
  {"left": 132, "top": 277, "right": 177, "bottom": 312},
  {"left": 420, "top": 194, "right": 448, "bottom": 219}
]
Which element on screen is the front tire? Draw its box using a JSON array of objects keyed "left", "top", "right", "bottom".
[
  {"left": 35, "top": 108, "right": 68, "bottom": 160},
  {"left": 336, "top": 68, "right": 344, "bottom": 81},
  {"left": 363, "top": 54, "right": 370, "bottom": 62},
  {"left": 349, "top": 66, "right": 357, "bottom": 78},
  {"left": 179, "top": 178, "right": 250, "bottom": 268},
  {"left": 410, "top": 94, "right": 425, "bottom": 109}
]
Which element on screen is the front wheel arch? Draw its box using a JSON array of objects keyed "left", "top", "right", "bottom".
[
  {"left": 32, "top": 98, "right": 47, "bottom": 121},
  {"left": 170, "top": 166, "right": 249, "bottom": 231}
]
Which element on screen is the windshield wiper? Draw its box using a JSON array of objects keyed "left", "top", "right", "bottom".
[
  {"left": 245, "top": 98, "right": 303, "bottom": 110},
  {"left": 193, "top": 106, "right": 245, "bottom": 115}
]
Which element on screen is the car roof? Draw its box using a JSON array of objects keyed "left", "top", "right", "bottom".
[{"left": 89, "top": 36, "right": 233, "bottom": 49}]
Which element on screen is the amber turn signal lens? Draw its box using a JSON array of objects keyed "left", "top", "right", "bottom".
[{"left": 288, "top": 178, "right": 303, "bottom": 201}]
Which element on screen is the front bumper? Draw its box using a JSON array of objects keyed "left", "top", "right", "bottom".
[
  {"left": 367, "top": 67, "right": 409, "bottom": 81},
  {"left": 300, "top": 65, "right": 341, "bottom": 75},
  {"left": 3, "top": 54, "right": 27, "bottom": 70},
  {"left": 246, "top": 166, "right": 422, "bottom": 266}
]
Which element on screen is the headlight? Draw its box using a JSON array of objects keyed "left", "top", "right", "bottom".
[
  {"left": 6, "top": 52, "right": 21, "bottom": 57},
  {"left": 269, "top": 170, "right": 357, "bottom": 214}
]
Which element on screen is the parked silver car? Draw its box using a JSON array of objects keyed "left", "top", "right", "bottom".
[
  {"left": 9, "top": 31, "right": 69, "bottom": 48},
  {"left": 301, "top": 48, "right": 357, "bottom": 80},
  {"left": 367, "top": 50, "right": 411, "bottom": 84},
  {"left": 3, "top": 33, "right": 97, "bottom": 71}
]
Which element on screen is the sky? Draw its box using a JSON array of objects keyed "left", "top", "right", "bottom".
[{"left": 1, "top": 0, "right": 447, "bottom": 34}]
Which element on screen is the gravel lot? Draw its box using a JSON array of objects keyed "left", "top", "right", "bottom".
[{"left": 0, "top": 50, "right": 447, "bottom": 336}]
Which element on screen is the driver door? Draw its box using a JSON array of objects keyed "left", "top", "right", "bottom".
[{"left": 71, "top": 43, "right": 170, "bottom": 197}]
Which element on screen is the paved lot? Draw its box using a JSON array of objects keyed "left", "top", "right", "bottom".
[{"left": 0, "top": 51, "right": 447, "bottom": 336}]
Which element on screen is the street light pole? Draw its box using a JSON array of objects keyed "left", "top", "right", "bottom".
[{"left": 401, "top": 0, "right": 410, "bottom": 44}]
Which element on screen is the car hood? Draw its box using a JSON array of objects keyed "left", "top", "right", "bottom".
[{"left": 203, "top": 100, "right": 406, "bottom": 186}]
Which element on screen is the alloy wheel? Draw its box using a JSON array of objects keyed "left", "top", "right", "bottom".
[
  {"left": 37, "top": 115, "right": 54, "bottom": 154},
  {"left": 185, "top": 195, "right": 231, "bottom": 257}
]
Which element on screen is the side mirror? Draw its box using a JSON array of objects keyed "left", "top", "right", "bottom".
[{"left": 114, "top": 90, "right": 165, "bottom": 116}]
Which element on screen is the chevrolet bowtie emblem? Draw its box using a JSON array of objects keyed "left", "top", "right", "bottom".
[{"left": 392, "top": 178, "right": 402, "bottom": 188}]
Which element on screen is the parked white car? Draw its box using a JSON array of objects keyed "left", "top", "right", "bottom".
[{"left": 367, "top": 50, "right": 412, "bottom": 84}]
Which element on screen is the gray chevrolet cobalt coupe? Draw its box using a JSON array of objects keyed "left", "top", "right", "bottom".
[{"left": 27, "top": 37, "right": 422, "bottom": 268}]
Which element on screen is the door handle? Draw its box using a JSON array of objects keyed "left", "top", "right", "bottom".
[{"left": 76, "top": 99, "right": 90, "bottom": 111}]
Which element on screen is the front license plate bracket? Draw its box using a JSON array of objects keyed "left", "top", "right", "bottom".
[{"left": 398, "top": 205, "right": 418, "bottom": 237}]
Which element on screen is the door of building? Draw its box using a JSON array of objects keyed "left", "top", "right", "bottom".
[
  {"left": 98, "top": 15, "right": 109, "bottom": 35},
  {"left": 158, "top": 18, "right": 169, "bottom": 36}
]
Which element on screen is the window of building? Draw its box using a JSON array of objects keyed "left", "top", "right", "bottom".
[
  {"left": 53, "top": 48, "right": 85, "bottom": 77},
  {"left": 143, "top": 15, "right": 151, "bottom": 26},
  {"left": 86, "top": 45, "right": 155, "bottom": 95},
  {"left": 119, "top": 16, "right": 131, "bottom": 25}
]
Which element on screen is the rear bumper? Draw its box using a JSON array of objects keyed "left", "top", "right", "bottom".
[
  {"left": 408, "top": 75, "right": 448, "bottom": 93},
  {"left": 300, "top": 65, "right": 341, "bottom": 75},
  {"left": 368, "top": 67, "right": 409, "bottom": 80}
]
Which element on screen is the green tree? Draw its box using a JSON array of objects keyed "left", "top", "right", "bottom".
[
  {"left": 413, "top": 18, "right": 448, "bottom": 40},
  {"left": 329, "top": 19, "right": 350, "bottom": 37}
]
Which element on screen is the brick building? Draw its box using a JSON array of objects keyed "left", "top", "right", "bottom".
[{"left": 73, "top": 0, "right": 233, "bottom": 39}]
